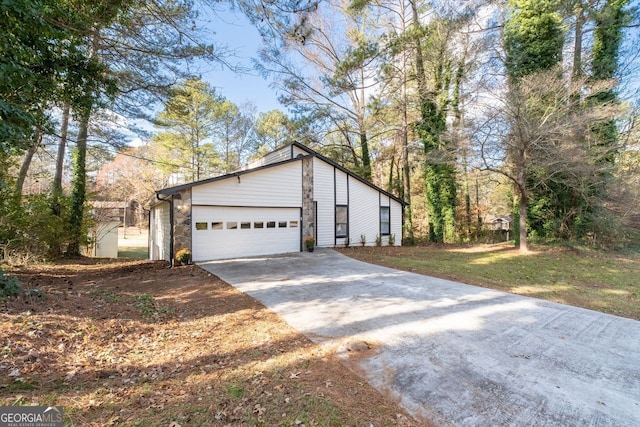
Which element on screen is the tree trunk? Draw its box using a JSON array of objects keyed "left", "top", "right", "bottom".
[
  {"left": 358, "top": 69, "right": 371, "bottom": 181},
  {"left": 67, "top": 111, "right": 90, "bottom": 256},
  {"left": 359, "top": 131, "right": 371, "bottom": 180},
  {"left": 475, "top": 173, "right": 482, "bottom": 232},
  {"left": 15, "top": 128, "right": 41, "bottom": 197},
  {"left": 410, "top": 0, "right": 427, "bottom": 101},
  {"left": 572, "top": 4, "right": 584, "bottom": 79},
  {"left": 53, "top": 104, "right": 70, "bottom": 195},
  {"left": 518, "top": 192, "right": 529, "bottom": 252},
  {"left": 515, "top": 148, "right": 529, "bottom": 252},
  {"left": 401, "top": 76, "right": 414, "bottom": 243}
]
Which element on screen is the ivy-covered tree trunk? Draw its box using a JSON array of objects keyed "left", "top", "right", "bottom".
[
  {"left": 401, "top": 81, "right": 414, "bottom": 244},
  {"left": 359, "top": 131, "right": 371, "bottom": 181},
  {"left": 591, "top": 0, "right": 627, "bottom": 165},
  {"left": 67, "top": 111, "right": 90, "bottom": 256},
  {"left": 410, "top": 6, "right": 458, "bottom": 243}
]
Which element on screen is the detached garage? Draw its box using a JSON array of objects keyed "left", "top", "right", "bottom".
[{"left": 149, "top": 142, "right": 406, "bottom": 263}]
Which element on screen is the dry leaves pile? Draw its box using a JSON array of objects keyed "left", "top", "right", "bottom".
[{"left": 1, "top": 259, "right": 415, "bottom": 426}]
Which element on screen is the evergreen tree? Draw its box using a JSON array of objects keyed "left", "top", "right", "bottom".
[
  {"left": 152, "top": 78, "right": 225, "bottom": 182},
  {"left": 590, "top": 0, "right": 629, "bottom": 165},
  {"left": 503, "top": 0, "right": 564, "bottom": 80}
]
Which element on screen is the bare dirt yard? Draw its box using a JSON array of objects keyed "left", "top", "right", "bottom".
[{"left": 1, "top": 259, "right": 416, "bottom": 426}]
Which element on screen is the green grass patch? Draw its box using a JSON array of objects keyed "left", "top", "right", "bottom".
[
  {"left": 225, "top": 384, "right": 245, "bottom": 398},
  {"left": 4, "top": 380, "right": 37, "bottom": 392},
  {"left": 339, "top": 244, "right": 640, "bottom": 320},
  {"left": 131, "top": 293, "right": 171, "bottom": 321},
  {"left": 118, "top": 246, "right": 148, "bottom": 259}
]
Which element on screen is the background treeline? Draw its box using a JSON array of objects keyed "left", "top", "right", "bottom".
[{"left": 1, "top": 0, "right": 639, "bottom": 260}]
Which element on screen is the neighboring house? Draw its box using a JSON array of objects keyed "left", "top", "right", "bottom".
[
  {"left": 487, "top": 214, "right": 512, "bottom": 231},
  {"left": 92, "top": 200, "right": 144, "bottom": 227},
  {"left": 149, "top": 142, "right": 406, "bottom": 263}
]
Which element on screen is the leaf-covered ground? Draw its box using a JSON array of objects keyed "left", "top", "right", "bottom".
[{"left": 1, "top": 260, "right": 417, "bottom": 426}]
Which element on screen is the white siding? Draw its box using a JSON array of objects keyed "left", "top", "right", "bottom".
[
  {"left": 292, "top": 145, "right": 308, "bottom": 157},
  {"left": 193, "top": 161, "right": 302, "bottom": 207},
  {"left": 390, "top": 200, "right": 402, "bottom": 245},
  {"left": 243, "top": 145, "right": 292, "bottom": 170},
  {"left": 335, "top": 170, "right": 348, "bottom": 205},
  {"left": 150, "top": 201, "right": 171, "bottom": 261},
  {"left": 192, "top": 206, "right": 300, "bottom": 261},
  {"left": 348, "top": 178, "right": 380, "bottom": 246},
  {"left": 313, "top": 158, "right": 335, "bottom": 247}
]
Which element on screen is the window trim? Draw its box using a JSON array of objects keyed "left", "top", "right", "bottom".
[
  {"left": 380, "top": 206, "right": 390, "bottom": 236},
  {"left": 335, "top": 205, "right": 348, "bottom": 238}
]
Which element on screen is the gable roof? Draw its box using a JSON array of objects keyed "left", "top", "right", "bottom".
[{"left": 156, "top": 142, "right": 407, "bottom": 206}]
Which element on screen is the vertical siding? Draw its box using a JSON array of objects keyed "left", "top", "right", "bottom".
[
  {"left": 150, "top": 201, "right": 171, "bottom": 261},
  {"left": 348, "top": 178, "right": 380, "bottom": 246},
  {"left": 391, "top": 200, "right": 402, "bottom": 246},
  {"left": 313, "top": 158, "right": 335, "bottom": 247},
  {"left": 335, "top": 170, "right": 348, "bottom": 205},
  {"left": 192, "top": 162, "right": 302, "bottom": 207}
]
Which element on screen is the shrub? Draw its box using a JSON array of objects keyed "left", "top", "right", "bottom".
[
  {"left": 360, "top": 234, "right": 366, "bottom": 247},
  {"left": 175, "top": 248, "right": 191, "bottom": 265},
  {"left": 375, "top": 234, "right": 382, "bottom": 246},
  {"left": 0, "top": 270, "right": 23, "bottom": 298},
  {"left": 304, "top": 236, "right": 315, "bottom": 251},
  {"left": 0, "top": 192, "right": 86, "bottom": 261},
  {"left": 388, "top": 234, "right": 395, "bottom": 246},
  {"left": 344, "top": 237, "right": 350, "bottom": 248}
]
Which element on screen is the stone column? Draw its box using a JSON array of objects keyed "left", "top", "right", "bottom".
[{"left": 301, "top": 157, "right": 314, "bottom": 243}]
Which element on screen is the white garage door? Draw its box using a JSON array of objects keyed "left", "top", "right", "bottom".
[{"left": 192, "top": 206, "right": 301, "bottom": 261}]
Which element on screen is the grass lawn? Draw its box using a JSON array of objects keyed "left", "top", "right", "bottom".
[
  {"left": 118, "top": 227, "right": 148, "bottom": 259},
  {"left": 337, "top": 243, "right": 640, "bottom": 320},
  {"left": 117, "top": 246, "right": 148, "bottom": 259}
]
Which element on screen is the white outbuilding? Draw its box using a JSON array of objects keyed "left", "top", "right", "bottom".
[{"left": 149, "top": 142, "right": 406, "bottom": 263}]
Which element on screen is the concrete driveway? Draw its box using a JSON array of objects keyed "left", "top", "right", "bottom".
[{"left": 200, "top": 249, "right": 640, "bottom": 426}]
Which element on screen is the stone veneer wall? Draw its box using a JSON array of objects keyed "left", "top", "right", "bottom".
[
  {"left": 173, "top": 188, "right": 192, "bottom": 257},
  {"left": 302, "top": 157, "right": 315, "bottom": 244}
]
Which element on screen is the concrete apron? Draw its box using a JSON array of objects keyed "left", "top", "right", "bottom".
[{"left": 200, "top": 249, "right": 640, "bottom": 426}]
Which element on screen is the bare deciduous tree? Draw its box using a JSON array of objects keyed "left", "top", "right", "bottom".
[{"left": 475, "top": 68, "right": 617, "bottom": 252}]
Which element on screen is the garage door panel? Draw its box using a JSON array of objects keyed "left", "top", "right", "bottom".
[{"left": 192, "top": 206, "right": 301, "bottom": 261}]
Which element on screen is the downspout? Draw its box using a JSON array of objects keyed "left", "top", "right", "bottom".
[
  {"left": 148, "top": 209, "right": 151, "bottom": 258},
  {"left": 146, "top": 207, "right": 151, "bottom": 259},
  {"left": 157, "top": 193, "right": 174, "bottom": 267}
]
